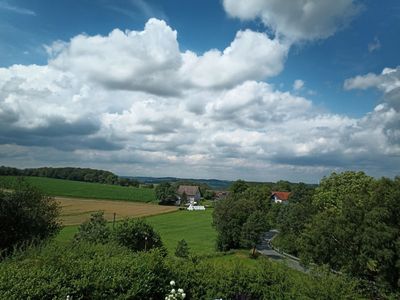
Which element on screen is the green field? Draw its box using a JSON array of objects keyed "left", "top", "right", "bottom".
[
  {"left": 0, "top": 176, "right": 156, "bottom": 202},
  {"left": 57, "top": 210, "right": 217, "bottom": 255}
]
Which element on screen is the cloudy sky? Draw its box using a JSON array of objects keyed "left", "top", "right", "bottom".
[{"left": 0, "top": 0, "right": 399, "bottom": 182}]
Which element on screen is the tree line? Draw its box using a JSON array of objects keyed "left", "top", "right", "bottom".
[
  {"left": 212, "top": 172, "right": 400, "bottom": 297},
  {"left": 0, "top": 166, "right": 140, "bottom": 187}
]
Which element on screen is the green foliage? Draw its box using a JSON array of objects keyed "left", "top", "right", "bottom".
[
  {"left": 0, "top": 180, "right": 60, "bottom": 255},
  {"left": 312, "top": 171, "right": 374, "bottom": 211},
  {"left": 0, "top": 242, "right": 171, "bottom": 299},
  {"left": 295, "top": 173, "right": 400, "bottom": 292},
  {"left": 180, "top": 191, "right": 188, "bottom": 206},
  {"left": 114, "top": 218, "right": 163, "bottom": 252},
  {"left": 175, "top": 239, "right": 190, "bottom": 258},
  {"left": 0, "top": 165, "right": 142, "bottom": 187},
  {"left": 229, "top": 179, "right": 250, "bottom": 194},
  {"left": 0, "top": 241, "right": 367, "bottom": 299},
  {"left": 155, "top": 182, "right": 177, "bottom": 205},
  {"left": 272, "top": 180, "right": 292, "bottom": 192},
  {"left": 74, "top": 211, "right": 111, "bottom": 244},
  {"left": 213, "top": 185, "right": 271, "bottom": 251},
  {"left": 270, "top": 183, "right": 316, "bottom": 256},
  {"left": 203, "top": 190, "right": 215, "bottom": 200},
  {"left": 0, "top": 176, "right": 155, "bottom": 202},
  {"left": 241, "top": 211, "right": 270, "bottom": 256},
  {"left": 168, "top": 256, "right": 364, "bottom": 299}
]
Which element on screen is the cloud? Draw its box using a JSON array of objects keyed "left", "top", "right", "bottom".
[
  {"left": 344, "top": 66, "right": 400, "bottom": 152},
  {"left": 48, "top": 19, "right": 288, "bottom": 94},
  {"left": 49, "top": 19, "right": 182, "bottom": 96},
  {"left": 0, "top": 1, "right": 36, "bottom": 16},
  {"left": 222, "top": 0, "right": 362, "bottom": 42},
  {"left": 181, "top": 30, "right": 288, "bottom": 89},
  {"left": 106, "top": 0, "right": 167, "bottom": 22},
  {"left": 368, "top": 37, "right": 381, "bottom": 53},
  {"left": 0, "top": 19, "right": 399, "bottom": 181},
  {"left": 293, "top": 79, "right": 305, "bottom": 91},
  {"left": 344, "top": 67, "right": 400, "bottom": 94}
]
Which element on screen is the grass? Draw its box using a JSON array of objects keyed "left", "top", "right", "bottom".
[
  {"left": 0, "top": 176, "right": 156, "bottom": 202},
  {"left": 147, "top": 209, "right": 216, "bottom": 255},
  {"left": 56, "top": 209, "right": 217, "bottom": 255}
]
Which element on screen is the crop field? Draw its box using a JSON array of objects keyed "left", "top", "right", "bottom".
[
  {"left": 0, "top": 176, "right": 156, "bottom": 202},
  {"left": 57, "top": 209, "right": 217, "bottom": 255},
  {"left": 58, "top": 197, "right": 177, "bottom": 225},
  {"left": 147, "top": 209, "right": 216, "bottom": 255}
]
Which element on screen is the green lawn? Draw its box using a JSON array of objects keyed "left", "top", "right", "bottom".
[
  {"left": 56, "top": 209, "right": 217, "bottom": 255},
  {"left": 0, "top": 176, "right": 155, "bottom": 202}
]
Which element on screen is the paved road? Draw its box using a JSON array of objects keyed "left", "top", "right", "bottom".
[{"left": 257, "top": 230, "right": 308, "bottom": 273}]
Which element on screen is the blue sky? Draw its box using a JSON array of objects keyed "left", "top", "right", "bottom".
[{"left": 0, "top": 0, "right": 399, "bottom": 182}]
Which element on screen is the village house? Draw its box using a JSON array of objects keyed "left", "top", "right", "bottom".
[
  {"left": 271, "top": 191, "right": 291, "bottom": 204},
  {"left": 214, "top": 190, "right": 229, "bottom": 200},
  {"left": 177, "top": 185, "right": 201, "bottom": 205}
]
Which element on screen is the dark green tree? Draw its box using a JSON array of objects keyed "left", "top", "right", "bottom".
[
  {"left": 155, "top": 182, "right": 177, "bottom": 205},
  {"left": 229, "top": 179, "right": 249, "bottom": 195},
  {"left": 296, "top": 172, "right": 400, "bottom": 292},
  {"left": 272, "top": 180, "right": 292, "bottom": 192},
  {"left": 241, "top": 211, "right": 270, "bottom": 257},
  {"left": 114, "top": 218, "right": 163, "bottom": 252},
  {"left": 213, "top": 185, "right": 271, "bottom": 251},
  {"left": 180, "top": 191, "right": 188, "bottom": 206},
  {"left": 0, "top": 180, "right": 60, "bottom": 254},
  {"left": 74, "top": 211, "right": 111, "bottom": 244},
  {"left": 175, "top": 239, "right": 190, "bottom": 258}
]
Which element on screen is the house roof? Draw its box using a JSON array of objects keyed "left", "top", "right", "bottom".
[
  {"left": 177, "top": 185, "right": 200, "bottom": 196},
  {"left": 271, "top": 191, "right": 291, "bottom": 201}
]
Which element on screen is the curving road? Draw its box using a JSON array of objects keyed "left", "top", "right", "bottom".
[{"left": 257, "top": 230, "right": 308, "bottom": 273}]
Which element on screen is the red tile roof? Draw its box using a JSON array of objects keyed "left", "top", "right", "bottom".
[{"left": 271, "top": 191, "right": 291, "bottom": 201}]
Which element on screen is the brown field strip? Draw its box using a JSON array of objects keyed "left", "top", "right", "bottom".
[{"left": 57, "top": 197, "right": 178, "bottom": 225}]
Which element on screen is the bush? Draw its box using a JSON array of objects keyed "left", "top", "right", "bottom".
[
  {"left": 0, "top": 242, "right": 171, "bottom": 299},
  {"left": 175, "top": 239, "right": 189, "bottom": 258},
  {"left": 0, "top": 180, "right": 60, "bottom": 255},
  {"left": 0, "top": 241, "right": 375, "bottom": 299},
  {"left": 74, "top": 211, "right": 111, "bottom": 244},
  {"left": 114, "top": 218, "right": 163, "bottom": 252}
]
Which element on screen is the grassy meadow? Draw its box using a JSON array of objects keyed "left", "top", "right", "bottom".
[
  {"left": 57, "top": 210, "right": 217, "bottom": 255},
  {"left": 0, "top": 176, "right": 156, "bottom": 202}
]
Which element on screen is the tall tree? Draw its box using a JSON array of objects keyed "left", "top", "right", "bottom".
[
  {"left": 155, "top": 182, "right": 176, "bottom": 205},
  {"left": 0, "top": 180, "right": 60, "bottom": 254}
]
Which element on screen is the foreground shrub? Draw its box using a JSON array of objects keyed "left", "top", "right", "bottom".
[
  {"left": 0, "top": 180, "right": 60, "bottom": 255},
  {"left": 0, "top": 242, "right": 170, "bottom": 299},
  {"left": 1, "top": 243, "right": 365, "bottom": 300},
  {"left": 167, "top": 257, "right": 365, "bottom": 300},
  {"left": 114, "top": 218, "right": 163, "bottom": 252},
  {"left": 74, "top": 211, "right": 111, "bottom": 244}
]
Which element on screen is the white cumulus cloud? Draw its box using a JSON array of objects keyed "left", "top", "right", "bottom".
[
  {"left": 223, "top": 0, "right": 362, "bottom": 42},
  {"left": 0, "top": 19, "right": 399, "bottom": 181}
]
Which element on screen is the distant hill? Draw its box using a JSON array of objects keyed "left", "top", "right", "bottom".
[{"left": 127, "top": 176, "right": 233, "bottom": 190}]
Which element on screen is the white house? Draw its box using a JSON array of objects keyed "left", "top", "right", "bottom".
[
  {"left": 271, "top": 191, "right": 291, "bottom": 204},
  {"left": 177, "top": 185, "right": 201, "bottom": 205}
]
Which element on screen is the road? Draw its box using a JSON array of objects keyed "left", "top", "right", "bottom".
[{"left": 257, "top": 230, "right": 308, "bottom": 273}]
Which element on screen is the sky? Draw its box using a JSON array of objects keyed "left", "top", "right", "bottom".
[{"left": 0, "top": 0, "right": 399, "bottom": 182}]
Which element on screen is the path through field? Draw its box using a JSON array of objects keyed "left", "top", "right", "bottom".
[{"left": 57, "top": 197, "right": 177, "bottom": 225}]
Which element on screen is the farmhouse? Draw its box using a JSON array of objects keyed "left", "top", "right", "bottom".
[
  {"left": 214, "top": 190, "right": 229, "bottom": 200},
  {"left": 271, "top": 191, "right": 291, "bottom": 204},
  {"left": 177, "top": 185, "right": 201, "bottom": 205}
]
